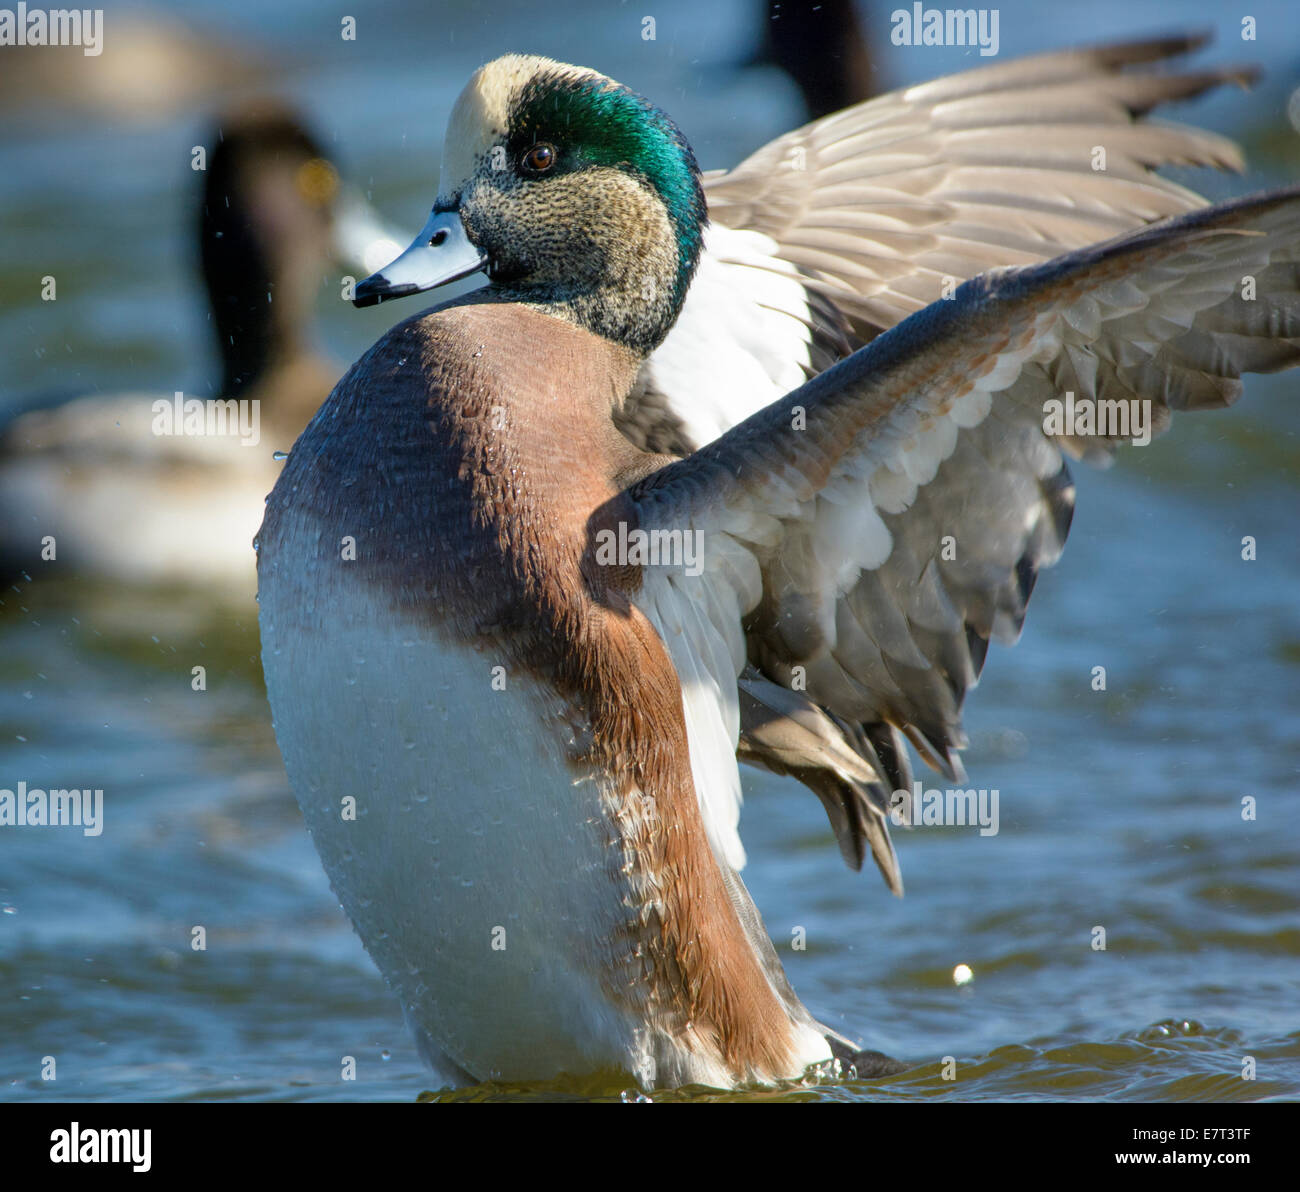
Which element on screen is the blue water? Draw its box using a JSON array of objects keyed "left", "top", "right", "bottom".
[{"left": 1, "top": 0, "right": 1297, "bottom": 1101}]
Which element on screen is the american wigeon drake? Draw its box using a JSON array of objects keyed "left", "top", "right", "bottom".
[
  {"left": 257, "top": 43, "right": 1300, "bottom": 1091},
  {"left": 0, "top": 103, "right": 399, "bottom": 590}
]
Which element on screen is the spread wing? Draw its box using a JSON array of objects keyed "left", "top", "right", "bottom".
[
  {"left": 622, "top": 187, "right": 1300, "bottom": 891},
  {"left": 630, "top": 33, "right": 1254, "bottom": 456}
]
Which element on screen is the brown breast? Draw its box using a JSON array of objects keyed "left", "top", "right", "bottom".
[{"left": 259, "top": 297, "right": 809, "bottom": 1081}]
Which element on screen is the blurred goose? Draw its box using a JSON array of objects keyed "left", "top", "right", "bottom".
[
  {"left": 257, "top": 44, "right": 1300, "bottom": 1090},
  {"left": 753, "top": 0, "right": 877, "bottom": 118},
  {"left": 0, "top": 102, "right": 400, "bottom": 589}
]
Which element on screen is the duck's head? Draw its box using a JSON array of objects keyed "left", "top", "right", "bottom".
[{"left": 355, "top": 54, "right": 707, "bottom": 356}]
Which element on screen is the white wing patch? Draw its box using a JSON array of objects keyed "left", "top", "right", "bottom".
[
  {"left": 642, "top": 225, "right": 817, "bottom": 448},
  {"left": 634, "top": 549, "right": 753, "bottom": 872}
]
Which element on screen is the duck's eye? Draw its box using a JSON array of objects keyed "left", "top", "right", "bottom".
[{"left": 520, "top": 143, "right": 557, "bottom": 174}]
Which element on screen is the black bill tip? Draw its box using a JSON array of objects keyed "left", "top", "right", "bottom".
[{"left": 353, "top": 275, "right": 422, "bottom": 308}]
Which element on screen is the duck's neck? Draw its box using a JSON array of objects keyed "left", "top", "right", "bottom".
[
  {"left": 517, "top": 273, "right": 677, "bottom": 360},
  {"left": 488, "top": 214, "right": 702, "bottom": 358}
]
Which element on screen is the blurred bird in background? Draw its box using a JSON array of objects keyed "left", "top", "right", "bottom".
[
  {"left": 755, "top": 0, "right": 878, "bottom": 117},
  {"left": 0, "top": 101, "right": 398, "bottom": 592}
]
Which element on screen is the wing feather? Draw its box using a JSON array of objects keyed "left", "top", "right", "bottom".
[{"left": 625, "top": 187, "right": 1300, "bottom": 888}]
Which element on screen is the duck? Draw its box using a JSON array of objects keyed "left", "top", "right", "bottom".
[
  {"left": 256, "top": 42, "right": 1300, "bottom": 1092},
  {"left": 0, "top": 101, "right": 401, "bottom": 591}
]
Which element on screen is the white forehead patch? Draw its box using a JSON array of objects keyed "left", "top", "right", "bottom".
[{"left": 437, "top": 53, "right": 604, "bottom": 204}]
